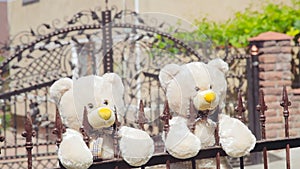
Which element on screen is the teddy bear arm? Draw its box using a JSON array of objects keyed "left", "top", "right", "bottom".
[
  {"left": 219, "top": 114, "right": 256, "bottom": 157},
  {"left": 119, "top": 126, "right": 154, "bottom": 166}
]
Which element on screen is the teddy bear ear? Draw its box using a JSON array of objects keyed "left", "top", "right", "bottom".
[
  {"left": 102, "top": 73, "right": 120, "bottom": 82},
  {"left": 159, "top": 64, "right": 181, "bottom": 92},
  {"left": 103, "top": 72, "right": 125, "bottom": 109},
  {"left": 103, "top": 73, "right": 124, "bottom": 91},
  {"left": 208, "top": 58, "right": 229, "bottom": 74},
  {"left": 49, "top": 78, "right": 73, "bottom": 105}
]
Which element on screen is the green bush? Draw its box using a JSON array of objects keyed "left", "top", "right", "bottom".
[
  {"left": 0, "top": 113, "right": 11, "bottom": 129},
  {"left": 194, "top": 0, "right": 300, "bottom": 47}
]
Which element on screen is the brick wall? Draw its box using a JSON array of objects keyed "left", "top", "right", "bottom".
[{"left": 249, "top": 31, "right": 300, "bottom": 139}]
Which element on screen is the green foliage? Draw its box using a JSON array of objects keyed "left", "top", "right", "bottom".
[
  {"left": 0, "top": 56, "right": 4, "bottom": 63},
  {"left": 194, "top": 0, "right": 300, "bottom": 47},
  {"left": 151, "top": 34, "right": 188, "bottom": 57},
  {"left": 0, "top": 113, "right": 11, "bottom": 129}
]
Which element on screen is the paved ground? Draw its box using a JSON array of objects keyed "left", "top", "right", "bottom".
[{"left": 234, "top": 147, "right": 300, "bottom": 169}]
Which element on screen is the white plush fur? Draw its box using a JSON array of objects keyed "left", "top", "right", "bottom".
[
  {"left": 159, "top": 59, "right": 256, "bottom": 160},
  {"left": 50, "top": 78, "right": 73, "bottom": 106},
  {"left": 50, "top": 73, "right": 155, "bottom": 168},
  {"left": 159, "top": 61, "right": 228, "bottom": 116},
  {"left": 194, "top": 118, "right": 216, "bottom": 147},
  {"left": 219, "top": 114, "right": 256, "bottom": 157},
  {"left": 165, "top": 117, "right": 201, "bottom": 159},
  {"left": 119, "top": 126, "right": 154, "bottom": 166},
  {"left": 58, "top": 129, "right": 93, "bottom": 169}
]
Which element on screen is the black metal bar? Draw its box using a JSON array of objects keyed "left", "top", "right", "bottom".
[
  {"left": 33, "top": 90, "right": 39, "bottom": 155},
  {"left": 13, "top": 96, "right": 17, "bottom": 155},
  {"left": 247, "top": 44, "right": 262, "bottom": 165},
  {"left": 44, "top": 88, "right": 49, "bottom": 153},
  {"left": 191, "top": 159, "right": 196, "bottom": 169},
  {"left": 0, "top": 79, "right": 59, "bottom": 99},
  {"left": 215, "top": 123, "right": 220, "bottom": 169},
  {"left": 102, "top": 10, "right": 113, "bottom": 73}
]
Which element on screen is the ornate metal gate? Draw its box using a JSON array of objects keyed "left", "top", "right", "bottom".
[{"left": 0, "top": 3, "right": 248, "bottom": 168}]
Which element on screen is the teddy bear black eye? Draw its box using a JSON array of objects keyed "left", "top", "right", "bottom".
[
  {"left": 195, "top": 87, "right": 200, "bottom": 91},
  {"left": 209, "top": 85, "right": 213, "bottom": 89},
  {"left": 103, "top": 100, "right": 109, "bottom": 105},
  {"left": 88, "top": 103, "right": 93, "bottom": 109}
]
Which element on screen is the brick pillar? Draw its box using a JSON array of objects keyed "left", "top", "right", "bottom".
[{"left": 249, "top": 31, "right": 296, "bottom": 139}]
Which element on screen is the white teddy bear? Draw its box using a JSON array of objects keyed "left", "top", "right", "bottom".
[
  {"left": 159, "top": 59, "right": 256, "bottom": 168},
  {"left": 50, "top": 73, "right": 154, "bottom": 169}
]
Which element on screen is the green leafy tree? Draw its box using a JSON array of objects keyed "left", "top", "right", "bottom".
[{"left": 194, "top": 0, "right": 300, "bottom": 47}]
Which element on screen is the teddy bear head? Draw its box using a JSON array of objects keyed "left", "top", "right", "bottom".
[
  {"left": 49, "top": 73, "right": 125, "bottom": 130},
  {"left": 159, "top": 58, "right": 228, "bottom": 117}
]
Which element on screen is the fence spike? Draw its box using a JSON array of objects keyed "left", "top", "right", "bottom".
[
  {"left": 52, "top": 108, "right": 66, "bottom": 147},
  {"left": 113, "top": 106, "right": 120, "bottom": 158},
  {"left": 257, "top": 89, "right": 267, "bottom": 140},
  {"left": 280, "top": 86, "right": 291, "bottom": 138},
  {"left": 21, "top": 112, "right": 35, "bottom": 169},
  {"left": 160, "top": 100, "right": 172, "bottom": 137},
  {"left": 80, "top": 106, "right": 91, "bottom": 147},
  {"left": 280, "top": 86, "right": 291, "bottom": 169},
  {"left": 235, "top": 90, "right": 246, "bottom": 122},
  {"left": 136, "top": 100, "right": 148, "bottom": 131},
  {"left": 256, "top": 89, "right": 268, "bottom": 169},
  {"left": 187, "top": 99, "right": 197, "bottom": 133}
]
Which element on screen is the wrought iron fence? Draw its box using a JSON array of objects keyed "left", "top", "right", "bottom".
[{"left": 0, "top": 87, "right": 58, "bottom": 169}]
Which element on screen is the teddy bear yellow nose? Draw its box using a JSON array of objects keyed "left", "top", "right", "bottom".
[
  {"left": 204, "top": 91, "right": 216, "bottom": 103},
  {"left": 97, "top": 107, "right": 112, "bottom": 120}
]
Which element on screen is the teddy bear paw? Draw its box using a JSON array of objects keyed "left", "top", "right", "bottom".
[
  {"left": 164, "top": 116, "right": 201, "bottom": 159},
  {"left": 58, "top": 129, "right": 93, "bottom": 169},
  {"left": 119, "top": 126, "right": 154, "bottom": 166},
  {"left": 219, "top": 114, "right": 256, "bottom": 157}
]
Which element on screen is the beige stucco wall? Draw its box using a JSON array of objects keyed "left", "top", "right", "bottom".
[
  {"left": 5, "top": 0, "right": 290, "bottom": 38},
  {"left": 139, "top": 0, "right": 289, "bottom": 22}
]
